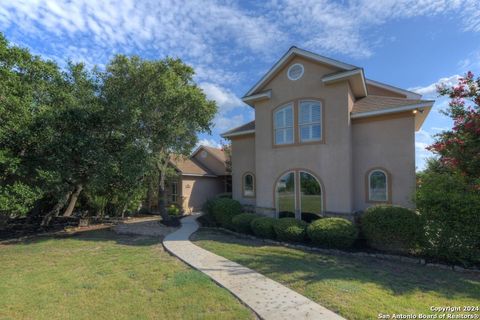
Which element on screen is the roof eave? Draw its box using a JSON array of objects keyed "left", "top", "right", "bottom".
[
  {"left": 221, "top": 129, "right": 255, "bottom": 139},
  {"left": 322, "top": 69, "right": 367, "bottom": 98},
  {"left": 241, "top": 90, "right": 271, "bottom": 107},
  {"left": 351, "top": 101, "right": 434, "bottom": 131}
]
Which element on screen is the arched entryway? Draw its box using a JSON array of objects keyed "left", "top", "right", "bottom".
[{"left": 275, "top": 170, "right": 323, "bottom": 222}]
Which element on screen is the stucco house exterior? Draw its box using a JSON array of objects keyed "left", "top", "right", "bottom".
[
  {"left": 146, "top": 146, "right": 231, "bottom": 214},
  {"left": 221, "top": 47, "right": 433, "bottom": 221}
]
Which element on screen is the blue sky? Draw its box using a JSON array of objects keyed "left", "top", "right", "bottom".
[{"left": 1, "top": 0, "right": 480, "bottom": 170}]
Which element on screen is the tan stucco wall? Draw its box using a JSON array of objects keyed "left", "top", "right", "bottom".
[
  {"left": 231, "top": 135, "right": 256, "bottom": 206},
  {"left": 352, "top": 115, "right": 416, "bottom": 211},
  {"left": 254, "top": 56, "right": 354, "bottom": 214},
  {"left": 181, "top": 176, "right": 224, "bottom": 213}
]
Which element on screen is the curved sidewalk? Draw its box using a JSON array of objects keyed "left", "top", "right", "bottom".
[{"left": 163, "top": 214, "right": 345, "bottom": 320}]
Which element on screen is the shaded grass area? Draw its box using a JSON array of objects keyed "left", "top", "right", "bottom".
[
  {"left": 0, "top": 230, "right": 254, "bottom": 320},
  {"left": 192, "top": 229, "right": 480, "bottom": 320}
]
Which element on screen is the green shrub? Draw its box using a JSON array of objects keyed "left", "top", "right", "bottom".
[
  {"left": 416, "top": 170, "right": 480, "bottom": 265},
  {"left": 273, "top": 218, "right": 307, "bottom": 242},
  {"left": 202, "top": 198, "right": 215, "bottom": 215},
  {"left": 167, "top": 204, "right": 180, "bottom": 216},
  {"left": 211, "top": 198, "right": 242, "bottom": 228},
  {"left": 307, "top": 218, "right": 357, "bottom": 249},
  {"left": 250, "top": 217, "right": 276, "bottom": 239},
  {"left": 216, "top": 192, "right": 232, "bottom": 199},
  {"left": 231, "top": 213, "right": 257, "bottom": 234},
  {"left": 361, "top": 205, "right": 421, "bottom": 253}
]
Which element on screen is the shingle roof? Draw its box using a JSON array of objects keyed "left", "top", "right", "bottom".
[
  {"left": 352, "top": 95, "right": 433, "bottom": 114},
  {"left": 169, "top": 155, "right": 215, "bottom": 176},
  {"left": 221, "top": 120, "right": 255, "bottom": 137},
  {"left": 203, "top": 146, "right": 227, "bottom": 162}
]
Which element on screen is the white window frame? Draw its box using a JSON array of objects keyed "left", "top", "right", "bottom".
[
  {"left": 274, "top": 104, "right": 294, "bottom": 145},
  {"left": 368, "top": 169, "right": 388, "bottom": 202},
  {"left": 243, "top": 173, "right": 255, "bottom": 197},
  {"left": 299, "top": 100, "right": 322, "bottom": 142}
]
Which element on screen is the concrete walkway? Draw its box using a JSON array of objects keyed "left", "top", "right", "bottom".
[{"left": 163, "top": 214, "right": 345, "bottom": 320}]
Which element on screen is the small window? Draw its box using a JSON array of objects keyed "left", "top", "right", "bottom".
[
  {"left": 243, "top": 173, "right": 255, "bottom": 197},
  {"left": 171, "top": 181, "right": 178, "bottom": 203},
  {"left": 299, "top": 101, "right": 322, "bottom": 142},
  {"left": 274, "top": 104, "right": 294, "bottom": 145},
  {"left": 200, "top": 150, "right": 208, "bottom": 158},
  {"left": 368, "top": 170, "right": 388, "bottom": 202},
  {"left": 287, "top": 63, "right": 304, "bottom": 80}
]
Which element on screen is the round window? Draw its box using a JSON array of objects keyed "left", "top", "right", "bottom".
[
  {"left": 200, "top": 150, "right": 208, "bottom": 158},
  {"left": 287, "top": 63, "right": 304, "bottom": 80}
]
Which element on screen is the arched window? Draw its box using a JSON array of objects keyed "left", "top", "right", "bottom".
[
  {"left": 299, "top": 101, "right": 322, "bottom": 142},
  {"left": 275, "top": 170, "right": 323, "bottom": 222},
  {"left": 368, "top": 169, "right": 389, "bottom": 202},
  {"left": 243, "top": 173, "right": 255, "bottom": 197},
  {"left": 275, "top": 171, "right": 295, "bottom": 218},
  {"left": 299, "top": 171, "right": 322, "bottom": 222},
  {"left": 274, "top": 104, "right": 294, "bottom": 145}
]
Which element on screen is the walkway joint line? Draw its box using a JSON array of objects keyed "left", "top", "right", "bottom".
[{"left": 163, "top": 213, "right": 345, "bottom": 320}]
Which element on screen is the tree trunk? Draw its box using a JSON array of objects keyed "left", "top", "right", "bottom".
[
  {"left": 158, "top": 169, "right": 171, "bottom": 223},
  {"left": 63, "top": 184, "right": 83, "bottom": 217},
  {"left": 41, "top": 191, "right": 72, "bottom": 226}
]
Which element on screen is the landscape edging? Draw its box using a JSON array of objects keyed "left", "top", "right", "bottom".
[{"left": 199, "top": 226, "right": 480, "bottom": 274}]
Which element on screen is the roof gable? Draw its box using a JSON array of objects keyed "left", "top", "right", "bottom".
[{"left": 244, "top": 47, "right": 357, "bottom": 98}]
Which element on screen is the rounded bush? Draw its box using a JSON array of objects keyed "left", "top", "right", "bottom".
[
  {"left": 307, "top": 218, "right": 357, "bottom": 249},
  {"left": 211, "top": 198, "right": 242, "bottom": 228},
  {"left": 231, "top": 213, "right": 257, "bottom": 234},
  {"left": 273, "top": 218, "right": 307, "bottom": 242},
  {"left": 167, "top": 204, "right": 180, "bottom": 216},
  {"left": 361, "top": 205, "right": 422, "bottom": 253},
  {"left": 250, "top": 217, "right": 276, "bottom": 239}
]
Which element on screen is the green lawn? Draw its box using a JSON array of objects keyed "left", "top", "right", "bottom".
[
  {"left": 0, "top": 230, "right": 254, "bottom": 320},
  {"left": 192, "top": 229, "right": 480, "bottom": 320}
]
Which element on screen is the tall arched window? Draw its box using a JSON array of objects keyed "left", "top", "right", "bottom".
[
  {"left": 368, "top": 169, "right": 389, "bottom": 202},
  {"left": 243, "top": 173, "right": 255, "bottom": 197},
  {"left": 276, "top": 171, "right": 295, "bottom": 218},
  {"left": 275, "top": 170, "right": 323, "bottom": 222},
  {"left": 274, "top": 104, "right": 294, "bottom": 145},
  {"left": 299, "top": 171, "right": 322, "bottom": 222}
]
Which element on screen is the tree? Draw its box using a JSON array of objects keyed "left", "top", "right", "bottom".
[
  {"left": 102, "top": 55, "right": 216, "bottom": 223},
  {"left": 429, "top": 71, "right": 480, "bottom": 185},
  {"left": 0, "top": 33, "right": 63, "bottom": 220}
]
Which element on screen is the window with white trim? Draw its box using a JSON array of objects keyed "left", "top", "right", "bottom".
[
  {"left": 274, "top": 104, "right": 294, "bottom": 145},
  {"left": 299, "top": 100, "right": 322, "bottom": 142},
  {"left": 368, "top": 170, "right": 388, "bottom": 201},
  {"left": 243, "top": 173, "right": 255, "bottom": 197},
  {"left": 171, "top": 181, "right": 178, "bottom": 203}
]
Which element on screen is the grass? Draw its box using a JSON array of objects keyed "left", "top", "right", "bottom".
[
  {"left": 0, "top": 230, "right": 254, "bottom": 320},
  {"left": 192, "top": 229, "right": 480, "bottom": 320}
]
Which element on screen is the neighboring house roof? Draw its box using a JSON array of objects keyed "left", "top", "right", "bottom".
[
  {"left": 170, "top": 146, "right": 229, "bottom": 177},
  {"left": 169, "top": 155, "right": 216, "bottom": 177},
  {"left": 221, "top": 120, "right": 255, "bottom": 138}
]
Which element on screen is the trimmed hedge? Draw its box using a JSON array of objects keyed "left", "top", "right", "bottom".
[
  {"left": 307, "top": 218, "right": 357, "bottom": 249},
  {"left": 361, "top": 205, "right": 422, "bottom": 253},
  {"left": 231, "top": 213, "right": 257, "bottom": 234},
  {"left": 250, "top": 217, "right": 276, "bottom": 239},
  {"left": 211, "top": 198, "right": 242, "bottom": 228},
  {"left": 273, "top": 218, "right": 307, "bottom": 242}
]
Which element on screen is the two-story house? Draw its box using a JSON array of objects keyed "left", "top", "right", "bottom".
[{"left": 222, "top": 47, "right": 433, "bottom": 221}]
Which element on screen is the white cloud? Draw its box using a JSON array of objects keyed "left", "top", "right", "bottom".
[
  {"left": 214, "top": 114, "right": 246, "bottom": 131},
  {"left": 409, "top": 74, "right": 461, "bottom": 98},
  {"left": 199, "top": 82, "right": 245, "bottom": 115},
  {"left": 196, "top": 138, "right": 221, "bottom": 149},
  {"left": 415, "top": 129, "right": 435, "bottom": 170}
]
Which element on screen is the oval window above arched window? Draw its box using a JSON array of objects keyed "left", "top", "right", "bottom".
[
  {"left": 287, "top": 63, "right": 304, "bottom": 80},
  {"left": 368, "top": 169, "right": 388, "bottom": 202}
]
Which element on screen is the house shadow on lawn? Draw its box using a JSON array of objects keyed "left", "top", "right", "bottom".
[{"left": 192, "top": 229, "right": 480, "bottom": 302}]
